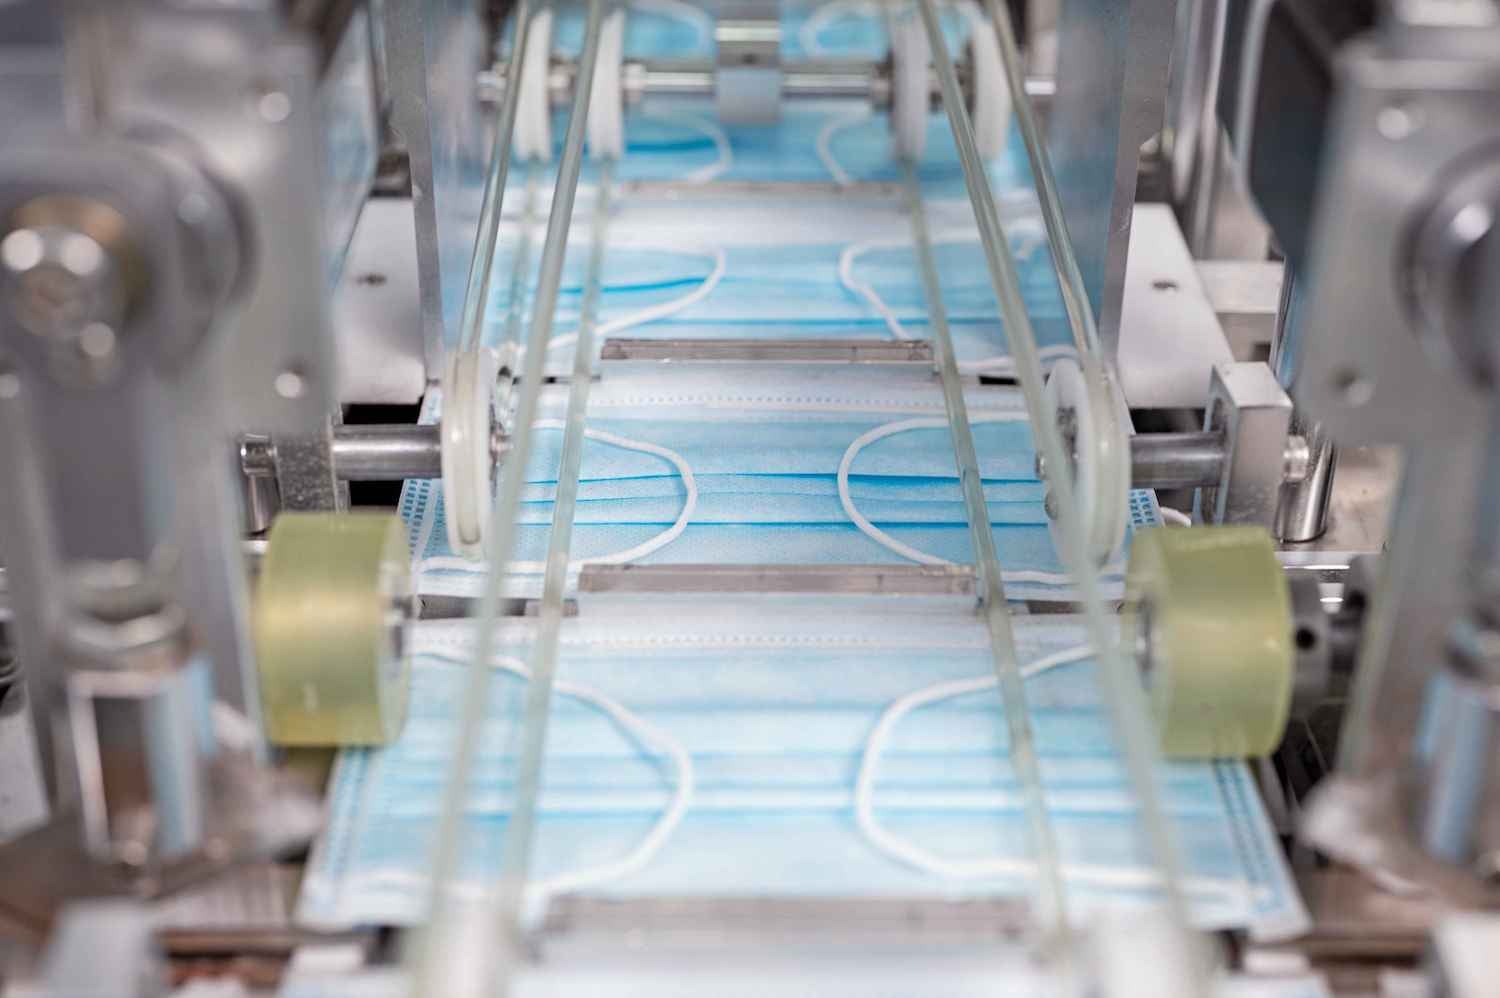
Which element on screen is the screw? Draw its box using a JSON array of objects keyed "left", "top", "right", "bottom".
[
  {"left": 274, "top": 368, "right": 307, "bottom": 400},
  {"left": 1, "top": 223, "right": 128, "bottom": 375}
]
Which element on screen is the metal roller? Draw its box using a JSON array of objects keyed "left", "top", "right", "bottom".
[
  {"left": 1125, "top": 526, "right": 1294, "bottom": 758},
  {"left": 253, "top": 513, "right": 414, "bottom": 746}
]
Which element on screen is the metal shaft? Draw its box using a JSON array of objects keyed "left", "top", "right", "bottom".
[
  {"left": 241, "top": 425, "right": 446, "bottom": 482},
  {"left": 495, "top": 56, "right": 1055, "bottom": 109},
  {"left": 331, "top": 425, "right": 443, "bottom": 481},
  {"left": 1131, "top": 432, "right": 1224, "bottom": 490},
  {"left": 1272, "top": 266, "right": 1337, "bottom": 542}
]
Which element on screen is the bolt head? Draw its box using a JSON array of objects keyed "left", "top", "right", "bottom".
[{"left": 0, "top": 225, "right": 125, "bottom": 346}]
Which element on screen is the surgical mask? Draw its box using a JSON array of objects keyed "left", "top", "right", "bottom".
[
  {"left": 404, "top": 368, "right": 1132, "bottom": 599},
  {"left": 297, "top": 608, "right": 1308, "bottom": 941},
  {"left": 550, "top": 0, "right": 714, "bottom": 59},
  {"left": 478, "top": 193, "right": 1065, "bottom": 374}
]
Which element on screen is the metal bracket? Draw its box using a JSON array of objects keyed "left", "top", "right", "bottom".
[
  {"left": 1195, "top": 361, "right": 1294, "bottom": 527},
  {"left": 1298, "top": 26, "right": 1500, "bottom": 443}
]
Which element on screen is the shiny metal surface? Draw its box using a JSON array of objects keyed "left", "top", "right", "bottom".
[
  {"left": 331, "top": 424, "right": 443, "bottom": 480},
  {"left": 271, "top": 427, "right": 344, "bottom": 512},
  {"left": 243, "top": 424, "right": 444, "bottom": 482},
  {"left": 1116, "top": 204, "right": 1235, "bottom": 410},
  {"left": 1195, "top": 260, "right": 1283, "bottom": 362},
  {"left": 1048, "top": 0, "right": 1177, "bottom": 356},
  {"left": 600, "top": 337, "right": 935, "bottom": 363},
  {"left": 1298, "top": 24, "right": 1498, "bottom": 443},
  {"left": 1272, "top": 269, "right": 1336, "bottom": 543},
  {"left": 1197, "top": 362, "right": 1294, "bottom": 528},
  {"left": 332, "top": 199, "right": 427, "bottom": 406},
  {"left": 1129, "top": 432, "right": 1224, "bottom": 490},
  {"left": 715, "top": 0, "right": 783, "bottom": 123},
  {"left": 577, "top": 562, "right": 978, "bottom": 595},
  {"left": 381, "top": 0, "right": 488, "bottom": 371}
]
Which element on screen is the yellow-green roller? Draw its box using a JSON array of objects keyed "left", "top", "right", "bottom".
[
  {"left": 1124, "top": 526, "right": 1294, "bottom": 759},
  {"left": 254, "top": 512, "right": 413, "bottom": 746}
]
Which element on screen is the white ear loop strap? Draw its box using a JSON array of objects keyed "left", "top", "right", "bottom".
[
  {"left": 423, "top": 420, "right": 698, "bottom": 574},
  {"left": 854, "top": 644, "right": 1257, "bottom": 903},
  {"left": 836, "top": 414, "right": 1115, "bottom": 585}
]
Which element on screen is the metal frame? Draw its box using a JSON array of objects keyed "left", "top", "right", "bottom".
[{"left": 380, "top": 0, "right": 490, "bottom": 373}]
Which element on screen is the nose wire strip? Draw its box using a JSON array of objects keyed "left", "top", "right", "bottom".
[
  {"left": 900, "top": 160, "right": 1068, "bottom": 931},
  {"left": 914, "top": 0, "right": 1205, "bottom": 981},
  {"left": 410, "top": 1, "right": 607, "bottom": 994}
]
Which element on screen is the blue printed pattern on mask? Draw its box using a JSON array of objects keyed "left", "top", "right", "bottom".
[
  {"left": 404, "top": 370, "right": 1122, "bottom": 599},
  {"left": 476, "top": 193, "right": 1070, "bottom": 375},
  {"left": 298, "top": 608, "right": 1308, "bottom": 940}
]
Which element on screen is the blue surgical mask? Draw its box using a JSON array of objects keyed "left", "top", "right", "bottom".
[
  {"left": 403, "top": 369, "right": 1130, "bottom": 599},
  {"left": 297, "top": 608, "right": 1308, "bottom": 940},
  {"left": 477, "top": 193, "right": 1069, "bottom": 373}
]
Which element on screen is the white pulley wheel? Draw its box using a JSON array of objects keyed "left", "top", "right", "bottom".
[
  {"left": 1043, "top": 356, "right": 1130, "bottom": 565},
  {"left": 515, "top": 9, "right": 555, "bottom": 161},
  {"left": 891, "top": 15, "right": 929, "bottom": 162},
  {"left": 966, "top": 20, "right": 1012, "bottom": 159},
  {"left": 587, "top": 9, "right": 626, "bottom": 160},
  {"left": 441, "top": 348, "right": 500, "bottom": 559}
]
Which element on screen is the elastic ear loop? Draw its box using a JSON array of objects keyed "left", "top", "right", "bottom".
[
  {"left": 836, "top": 414, "right": 1121, "bottom": 586},
  {"left": 630, "top": 0, "right": 712, "bottom": 51},
  {"left": 852, "top": 644, "right": 1259, "bottom": 903},
  {"left": 836, "top": 231, "right": 1072, "bottom": 375},
  {"left": 798, "top": 0, "right": 883, "bottom": 57},
  {"left": 536, "top": 246, "right": 728, "bottom": 360},
  {"left": 636, "top": 112, "right": 734, "bottom": 183},
  {"left": 405, "top": 652, "right": 693, "bottom": 905},
  {"left": 420, "top": 420, "right": 698, "bottom": 575}
]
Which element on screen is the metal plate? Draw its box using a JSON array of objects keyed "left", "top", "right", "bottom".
[{"left": 578, "top": 563, "right": 977, "bottom": 596}]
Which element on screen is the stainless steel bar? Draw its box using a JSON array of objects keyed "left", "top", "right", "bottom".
[
  {"left": 599, "top": 337, "right": 934, "bottom": 363},
  {"left": 901, "top": 157, "right": 1067, "bottom": 927},
  {"left": 412, "top": 1, "right": 606, "bottom": 993},
  {"left": 579, "top": 562, "right": 976, "bottom": 596},
  {"left": 457, "top": 0, "right": 535, "bottom": 354},
  {"left": 1272, "top": 267, "right": 1337, "bottom": 542},
  {"left": 330, "top": 424, "right": 443, "bottom": 480},
  {"left": 502, "top": 56, "right": 1055, "bottom": 106},
  {"left": 1131, "top": 432, "right": 1224, "bottom": 490},
  {"left": 917, "top": 0, "right": 1202, "bottom": 967},
  {"left": 241, "top": 425, "right": 445, "bottom": 481}
]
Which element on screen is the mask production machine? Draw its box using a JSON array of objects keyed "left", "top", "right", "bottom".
[{"left": 0, "top": 0, "right": 1498, "bottom": 995}]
